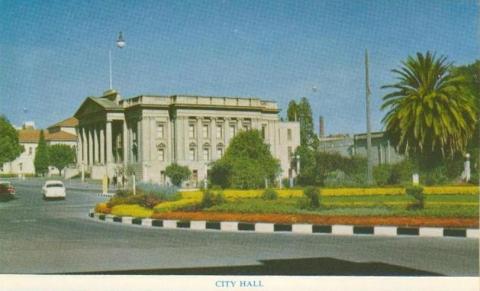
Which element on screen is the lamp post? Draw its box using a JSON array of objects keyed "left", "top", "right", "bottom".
[{"left": 109, "top": 32, "right": 126, "bottom": 90}]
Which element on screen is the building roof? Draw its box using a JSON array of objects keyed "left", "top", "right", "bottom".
[
  {"left": 18, "top": 129, "right": 77, "bottom": 143},
  {"left": 48, "top": 117, "right": 78, "bottom": 129},
  {"left": 90, "top": 97, "right": 123, "bottom": 109}
]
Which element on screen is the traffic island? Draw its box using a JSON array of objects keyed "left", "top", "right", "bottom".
[{"left": 88, "top": 209, "right": 480, "bottom": 239}]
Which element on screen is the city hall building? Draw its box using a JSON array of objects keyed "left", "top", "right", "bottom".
[{"left": 74, "top": 90, "right": 300, "bottom": 186}]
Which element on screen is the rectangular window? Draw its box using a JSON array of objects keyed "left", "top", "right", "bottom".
[
  {"left": 217, "top": 147, "right": 223, "bottom": 158},
  {"left": 28, "top": 147, "right": 33, "bottom": 155},
  {"left": 189, "top": 124, "right": 196, "bottom": 139},
  {"left": 287, "top": 129, "right": 292, "bottom": 141},
  {"left": 203, "top": 148, "right": 210, "bottom": 161},
  {"left": 261, "top": 124, "right": 267, "bottom": 139},
  {"left": 192, "top": 170, "right": 198, "bottom": 182},
  {"left": 229, "top": 124, "right": 236, "bottom": 138},
  {"left": 202, "top": 124, "right": 209, "bottom": 139},
  {"left": 19, "top": 163, "right": 23, "bottom": 172},
  {"left": 288, "top": 146, "right": 292, "bottom": 160},
  {"left": 158, "top": 148, "right": 165, "bottom": 161},
  {"left": 156, "top": 123, "right": 164, "bottom": 139},
  {"left": 216, "top": 124, "right": 223, "bottom": 139},
  {"left": 189, "top": 148, "right": 196, "bottom": 161}
]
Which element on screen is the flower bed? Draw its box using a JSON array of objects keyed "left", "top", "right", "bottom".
[{"left": 150, "top": 211, "right": 478, "bottom": 228}]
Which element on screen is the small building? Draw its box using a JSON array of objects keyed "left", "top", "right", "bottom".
[
  {"left": 0, "top": 119, "right": 78, "bottom": 176},
  {"left": 353, "top": 131, "right": 403, "bottom": 165},
  {"left": 318, "top": 134, "right": 354, "bottom": 157}
]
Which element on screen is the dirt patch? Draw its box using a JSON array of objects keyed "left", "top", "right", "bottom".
[{"left": 151, "top": 211, "right": 479, "bottom": 228}]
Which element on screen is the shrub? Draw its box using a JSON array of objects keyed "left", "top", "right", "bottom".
[
  {"left": 201, "top": 189, "right": 226, "bottom": 208},
  {"left": 95, "top": 202, "right": 111, "bottom": 214},
  {"left": 281, "top": 178, "right": 291, "bottom": 188},
  {"left": 406, "top": 185, "right": 424, "bottom": 209},
  {"left": 296, "top": 196, "right": 310, "bottom": 209},
  {"left": 136, "top": 182, "right": 179, "bottom": 201},
  {"left": 115, "top": 189, "right": 132, "bottom": 198},
  {"left": 262, "top": 188, "right": 278, "bottom": 200},
  {"left": 422, "top": 167, "right": 449, "bottom": 186},
  {"left": 324, "top": 170, "right": 365, "bottom": 187},
  {"left": 165, "top": 163, "right": 191, "bottom": 187},
  {"left": 373, "top": 164, "right": 392, "bottom": 186},
  {"left": 303, "top": 186, "right": 320, "bottom": 208},
  {"left": 154, "top": 198, "right": 201, "bottom": 213},
  {"left": 110, "top": 204, "right": 153, "bottom": 218}
]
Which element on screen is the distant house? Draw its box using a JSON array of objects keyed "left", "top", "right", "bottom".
[
  {"left": 318, "top": 134, "right": 354, "bottom": 157},
  {"left": 318, "top": 131, "right": 404, "bottom": 165},
  {"left": 0, "top": 118, "right": 78, "bottom": 176},
  {"left": 353, "top": 131, "right": 404, "bottom": 165}
]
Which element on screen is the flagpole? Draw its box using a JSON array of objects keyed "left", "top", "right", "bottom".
[{"left": 365, "top": 49, "right": 373, "bottom": 185}]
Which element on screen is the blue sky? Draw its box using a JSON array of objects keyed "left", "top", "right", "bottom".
[{"left": 0, "top": 0, "right": 478, "bottom": 135}]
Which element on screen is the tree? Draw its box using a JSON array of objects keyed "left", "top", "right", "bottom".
[
  {"left": 287, "top": 98, "right": 318, "bottom": 148},
  {"left": 34, "top": 130, "right": 49, "bottom": 176},
  {"left": 298, "top": 97, "right": 318, "bottom": 148},
  {"left": 381, "top": 52, "right": 477, "bottom": 169},
  {"left": 209, "top": 130, "right": 280, "bottom": 189},
  {"left": 0, "top": 116, "right": 22, "bottom": 165},
  {"left": 287, "top": 100, "right": 298, "bottom": 121},
  {"left": 452, "top": 60, "right": 480, "bottom": 180},
  {"left": 165, "top": 163, "right": 191, "bottom": 187},
  {"left": 48, "top": 144, "right": 75, "bottom": 176}
]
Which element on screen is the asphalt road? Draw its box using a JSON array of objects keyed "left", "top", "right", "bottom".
[{"left": 0, "top": 181, "right": 478, "bottom": 276}]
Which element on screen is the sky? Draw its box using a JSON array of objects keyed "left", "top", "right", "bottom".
[{"left": 0, "top": 0, "right": 478, "bottom": 135}]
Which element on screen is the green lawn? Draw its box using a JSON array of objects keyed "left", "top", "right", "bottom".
[{"left": 206, "top": 195, "right": 479, "bottom": 217}]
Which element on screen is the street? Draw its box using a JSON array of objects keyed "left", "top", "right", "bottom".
[{"left": 0, "top": 180, "right": 478, "bottom": 276}]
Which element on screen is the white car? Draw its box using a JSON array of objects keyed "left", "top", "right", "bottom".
[{"left": 42, "top": 180, "right": 66, "bottom": 200}]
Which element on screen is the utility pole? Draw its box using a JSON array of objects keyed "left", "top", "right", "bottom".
[{"left": 365, "top": 49, "right": 373, "bottom": 185}]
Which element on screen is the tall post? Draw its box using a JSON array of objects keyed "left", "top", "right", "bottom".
[
  {"left": 365, "top": 49, "right": 373, "bottom": 185},
  {"left": 109, "top": 49, "right": 112, "bottom": 90}
]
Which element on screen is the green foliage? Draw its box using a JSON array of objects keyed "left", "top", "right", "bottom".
[
  {"left": 286, "top": 100, "right": 298, "bottom": 122},
  {"left": 297, "top": 150, "right": 368, "bottom": 186},
  {"left": 262, "top": 188, "right": 278, "bottom": 200},
  {"left": 324, "top": 170, "right": 366, "bottom": 187},
  {"left": 136, "top": 182, "right": 179, "bottom": 201},
  {"left": 48, "top": 144, "right": 75, "bottom": 175},
  {"left": 0, "top": 116, "right": 22, "bottom": 165},
  {"left": 373, "top": 164, "right": 392, "bottom": 186},
  {"left": 201, "top": 189, "right": 225, "bottom": 208},
  {"left": 165, "top": 163, "right": 191, "bottom": 187},
  {"left": 381, "top": 52, "right": 477, "bottom": 168},
  {"left": 406, "top": 185, "right": 425, "bottom": 209},
  {"left": 208, "top": 160, "right": 231, "bottom": 189},
  {"left": 34, "top": 130, "right": 49, "bottom": 176},
  {"left": 281, "top": 178, "right": 291, "bottom": 188},
  {"left": 303, "top": 186, "right": 320, "bottom": 208},
  {"left": 209, "top": 130, "right": 280, "bottom": 189}
]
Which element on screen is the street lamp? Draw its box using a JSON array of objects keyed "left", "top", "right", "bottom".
[{"left": 109, "top": 32, "right": 126, "bottom": 89}]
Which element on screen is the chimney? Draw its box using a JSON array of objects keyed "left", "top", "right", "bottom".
[{"left": 319, "top": 116, "right": 325, "bottom": 138}]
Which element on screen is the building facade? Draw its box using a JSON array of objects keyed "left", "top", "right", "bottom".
[{"left": 74, "top": 90, "right": 300, "bottom": 185}]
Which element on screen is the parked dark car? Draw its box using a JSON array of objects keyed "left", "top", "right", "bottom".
[{"left": 0, "top": 181, "right": 16, "bottom": 200}]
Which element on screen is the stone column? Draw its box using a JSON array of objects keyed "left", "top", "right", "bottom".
[
  {"left": 106, "top": 121, "right": 113, "bottom": 163},
  {"left": 100, "top": 125, "right": 105, "bottom": 164},
  {"left": 137, "top": 119, "right": 143, "bottom": 162},
  {"left": 76, "top": 127, "right": 83, "bottom": 166},
  {"left": 88, "top": 127, "right": 93, "bottom": 166},
  {"left": 82, "top": 127, "right": 87, "bottom": 166},
  {"left": 93, "top": 125, "right": 99, "bottom": 164},
  {"left": 123, "top": 120, "right": 128, "bottom": 166}
]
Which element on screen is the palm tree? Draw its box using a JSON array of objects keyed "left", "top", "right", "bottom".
[{"left": 381, "top": 52, "right": 477, "bottom": 167}]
